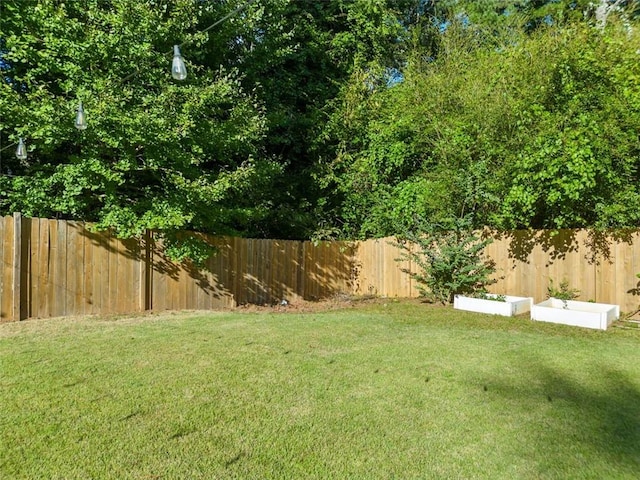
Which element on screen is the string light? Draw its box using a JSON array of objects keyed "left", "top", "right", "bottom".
[
  {"left": 15, "top": 138, "right": 27, "bottom": 161},
  {"left": 4, "top": 0, "right": 258, "bottom": 168},
  {"left": 75, "top": 101, "right": 88, "bottom": 130},
  {"left": 171, "top": 45, "right": 187, "bottom": 80}
]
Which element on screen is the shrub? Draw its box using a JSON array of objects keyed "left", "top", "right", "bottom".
[{"left": 393, "top": 215, "right": 496, "bottom": 304}]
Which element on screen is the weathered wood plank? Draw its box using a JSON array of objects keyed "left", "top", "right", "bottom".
[
  {"left": 1, "top": 217, "right": 14, "bottom": 320},
  {"left": 27, "top": 217, "right": 39, "bottom": 318},
  {"left": 13, "top": 213, "right": 23, "bottom": 320}
]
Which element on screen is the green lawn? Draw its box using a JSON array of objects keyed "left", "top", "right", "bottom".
[{"left": 1, "top": 300, "right": 639, "bottom": 479}]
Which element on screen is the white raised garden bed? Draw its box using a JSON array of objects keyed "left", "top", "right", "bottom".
[
  {"left": 453, "top": 294, "right": 533, "bottom": 317},
  {"left": 531, "top": 298, "right": 619, "bottom": 330}
]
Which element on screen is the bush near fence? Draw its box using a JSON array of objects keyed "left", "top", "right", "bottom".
[{"left": 1, "top": 215, "right": 639, "bottom": 321}]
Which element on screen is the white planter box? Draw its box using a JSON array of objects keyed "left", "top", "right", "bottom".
[
  {"left": 453, "top": 294, "right": 533, "bottom": 317},
  {"left": 531, "top": 298, "right": 620, "bottom": 330}
]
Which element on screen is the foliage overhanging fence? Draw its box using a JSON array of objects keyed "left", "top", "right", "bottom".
[{"left": 1, "top": 215, "right": 639, "bottom": 321}]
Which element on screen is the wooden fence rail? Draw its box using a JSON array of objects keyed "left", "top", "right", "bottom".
[{"left": 1, "top": 215, "right": 639, "bottom": 321}]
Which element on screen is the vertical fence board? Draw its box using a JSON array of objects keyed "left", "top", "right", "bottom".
[
  {"left": 0, "top": 217, "right": 5, "bottom": 320},
  {"left": 292, "top": 241, "right": 302, "bottom": 301},
  {"left": 172, "top": 262, "right": 183, "bottom": 311},
  {"left": 130, "top": 239, "right": 143, "bottom": 313},
  {"left": 273, "top": 239, "right": 282, "bottom": 301},
  {"left": 83, "top": 227, "right": 96, "bottom": 315},
  {"left": 151, "top": 235, "right": 165, "bottom": 311},
  {"left": 95, "top": 229, "right": 108, "bottom": 315},
  {"left": 173, "top": 262, "right": 183, "bottom": 310},
  {"left": 356, "top": 239, "right": 375, "bottom": 297},
  {"left": 263, "top": 239, "right": 272, "bottom": 303},
  {"left": 37, "top": 220, "right": 50, "bottom": 318},
  {"left": 486, "top": 236, "right": 507, "bottom": 297},
  {"left": 1, "top": 217, "right": 13, "bottom": 320},
  {"left": 106, "top": 234, "right": 116, "bottom": 313},
  {"left": 578, "top": 230, "right": 598, "bottom": 303},
  {"left": 47, "top": 220, "right": 59, "bottom": 317},
  {"left": 272, "top": 241, "right": 284, "bottom": 299},
  {"left": 213, "top": 237, "right": 226, "bottom": 308},
  {"left": 178, "top": 263, "right": 188, "bottom": 310},
  {"left": 215, "top": 236, "right": 235, "bottom": 308},
  {"left": 202, "top": 237, "right": 217, "bottom": 310},
  {"left": 251, "top": 238, "right": 261, "bottom": 304},
  {"left": 239, "top": 237, "right": 249, "bottom": 305},
  {"left": 58, "top": 220, "right": 69, "bottom": 316},
  {"left": 258, "top": 238, "right": 268, "bottom": 303},
  {"left": 220, "top": 236, "right": 234, "bottom": 308},
  {"left": 28, "top": 218, "right": 39, "bottom": 318},
  {"left": 119, "top": 238, "right": 136, "bottom": 313},
  {"left": 319, "top": 242, "right": 330, "bottom": 298},
  {"left": 186, "top": 263, "right": 196, "bottom": 310},
  {"left": 282, "top": 240, "right": 296, "bottom": 302},
  {"left": 616, "top": 238, "right": 633, "bottom": 307},
  {"left": 144, "top": 231, "right": 152, "bottom": 311},
  {"left": 630, "top": 232, "right": 640, "bottom": 313},
  {"left": 66, "top": 221, "right": 79, "bottom": 316},
  {"left": 116, "top": 239, "right": 128, "bottom": 313},
  {"left": 251, "top": 239, "right": 260, "bottom": 304},
  {"left": 225, "top": 237, "right": 236, "bottom": 306},
  {"left": 194, "top": 261, "right": 206, "bottom": 310},
  {"left": 11, "top": 213, "right": 20, "bottom": 321},
  {"left": 595, "top": 250, "right": 607, "bottom": 306},
  {"left": 368, "top": 239, "right": 381, "bottom": 297},
  {"left": 287, "top": 241, "right": 299, "bottom": 302},
  {"left": 302, "top": 241, "right": 315, "bottom": 300},
  {"left": 126, "top": 239, "right": 139, "bottom": 312},
  {"left": 243, "top": 237, "right": 251, "bottom": 304},
  {"left": 263, "top": 239, "right": 271, "bottom": 303}
]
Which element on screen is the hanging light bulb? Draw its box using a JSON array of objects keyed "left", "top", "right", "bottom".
[
  {"left": 15, "top": 138, "right": 27, "bottom": 161},
  {"left": 171, "top": 45, "right": 187, "bottom": 80},
  {"left": 75, "top": 101, "right": 87, "bottom": 130}
]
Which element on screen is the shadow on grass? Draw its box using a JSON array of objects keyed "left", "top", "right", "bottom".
[{"left": 479, "top": 360, "right": 640, "bottom": 474}]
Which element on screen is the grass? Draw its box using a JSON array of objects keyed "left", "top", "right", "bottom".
[{"left": 1, "top": 300, "right": 640, "bottom": 479}]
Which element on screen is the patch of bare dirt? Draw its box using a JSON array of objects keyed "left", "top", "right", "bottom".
[{"left": 233, "top": 294, "right": 385, "bottom": 313}]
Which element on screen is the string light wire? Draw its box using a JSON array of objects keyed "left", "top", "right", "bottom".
[
  {"left": 121, "top": 0, "right": 258, "bottom": 83},
  {"left": 1, "top": 0, "right": 259, "bottom": 163}
]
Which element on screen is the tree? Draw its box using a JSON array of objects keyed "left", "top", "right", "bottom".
[
  {"left": 211, "top": 0, "right": 420, "bottom": 238},
  {"left": 499, "top": 21, "right": 640, "bottom": 229},
  {"left": 320, "top": 12, "right": 640, "bottom": 238},
  {"left": 320, "top": 18, "right": 526, "bottom": 238},
  {"left": 0, "top": 0, "right": 277, "bottom": 258}
]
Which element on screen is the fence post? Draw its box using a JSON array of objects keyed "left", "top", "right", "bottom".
[{"left": 12, "top": 212, "right": 22, "bottom": 321}]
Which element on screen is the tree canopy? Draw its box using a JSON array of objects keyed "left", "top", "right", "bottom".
[{"left": 1, "top": 0, "right": 640, "bottom": 251}]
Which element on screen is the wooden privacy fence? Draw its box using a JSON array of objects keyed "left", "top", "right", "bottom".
[
  {"left": 1, "top": 215, "right": 639, "bottom": 321},
  {"left": 0, "top": 215, "right": 355, "bottom": 321}
]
